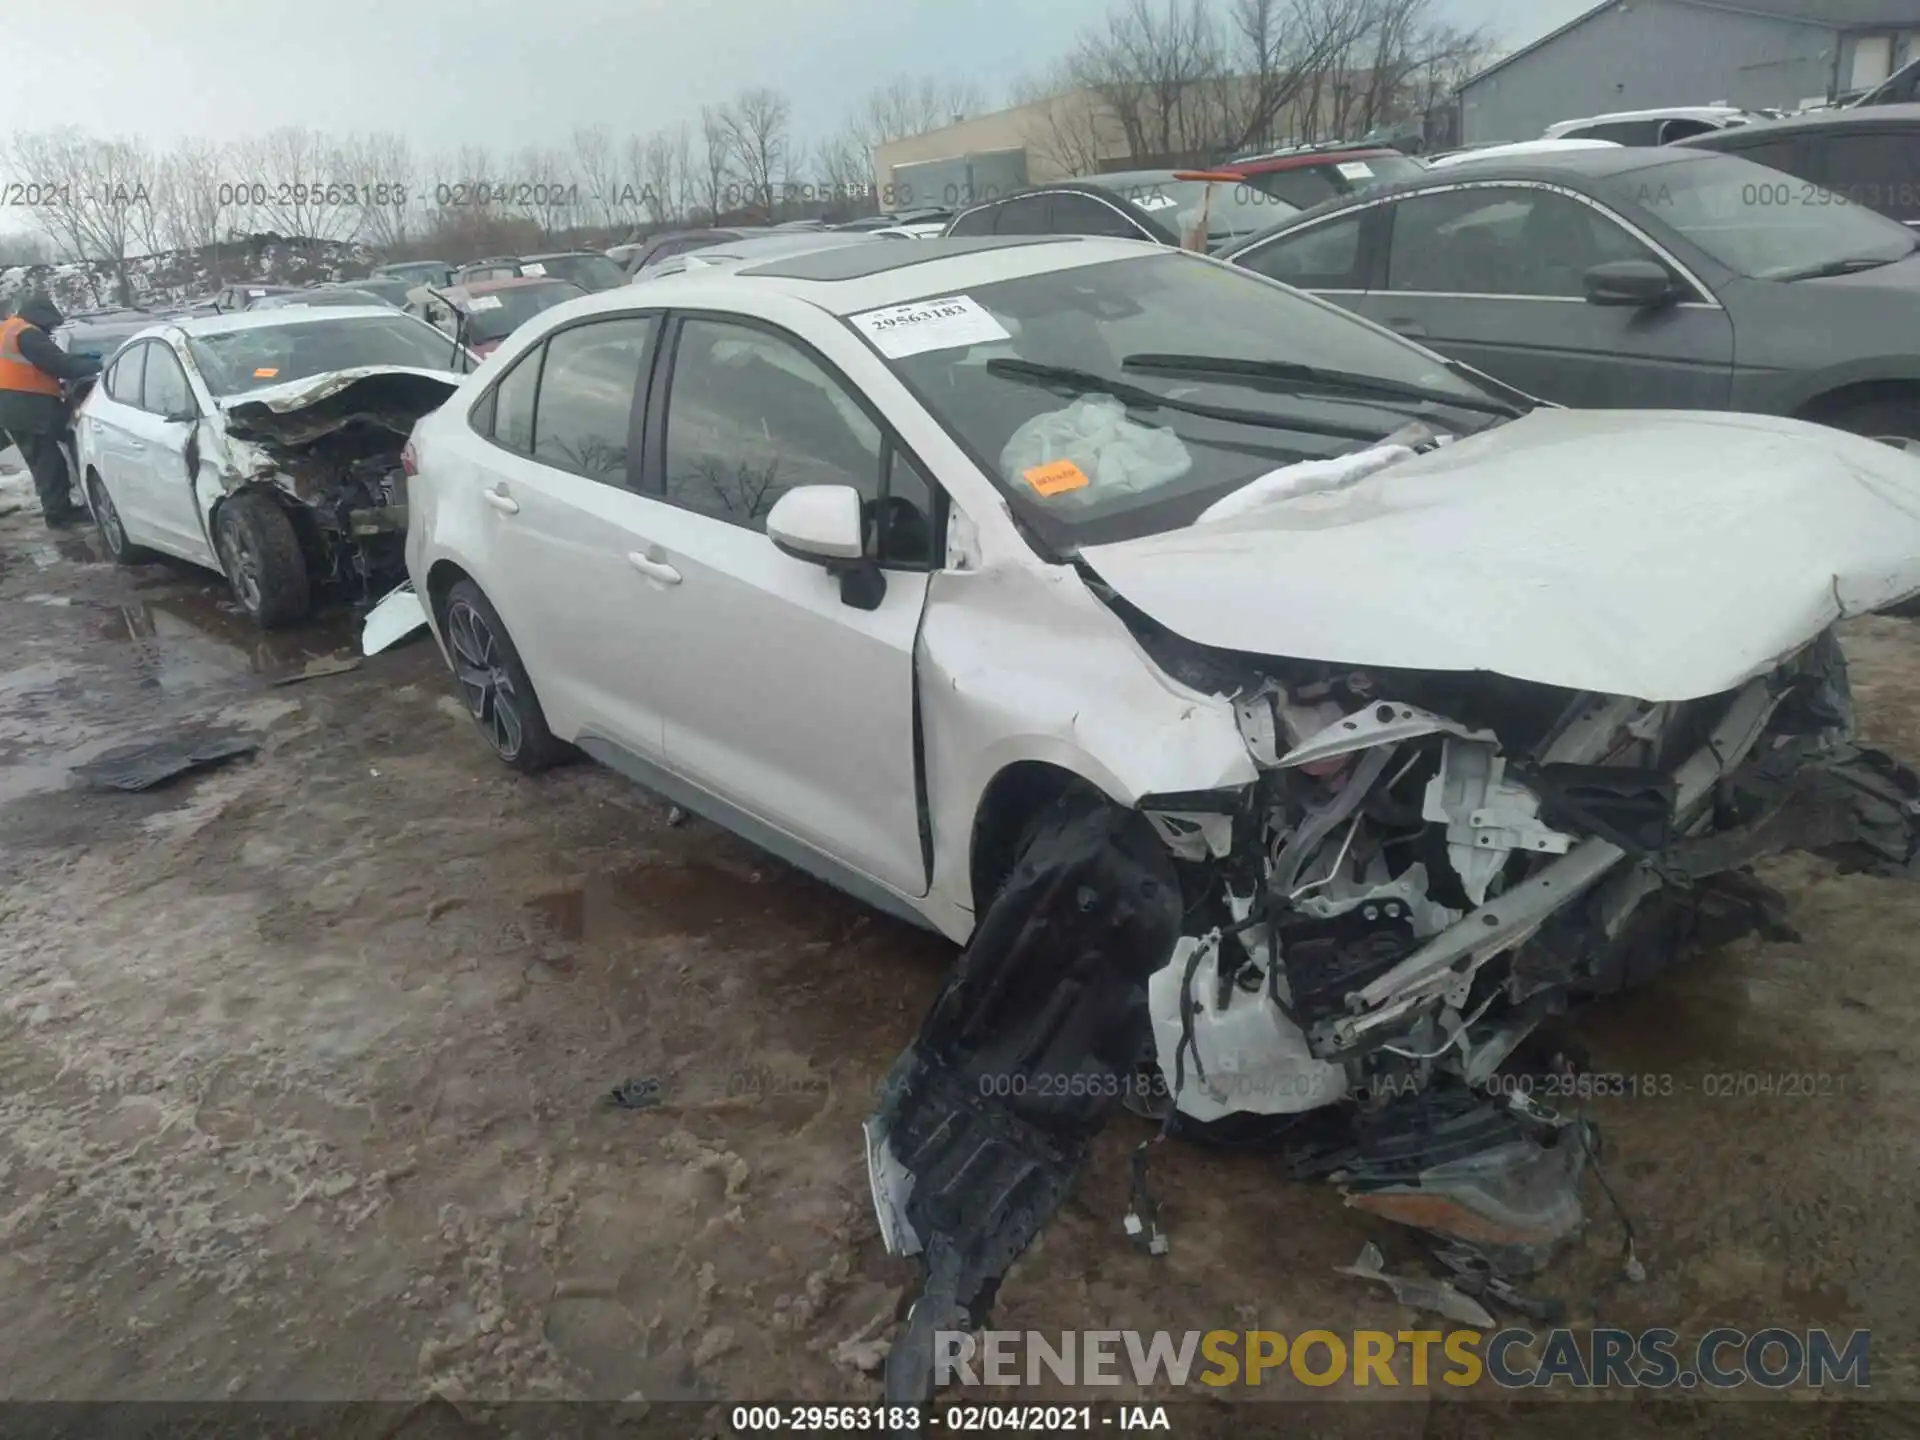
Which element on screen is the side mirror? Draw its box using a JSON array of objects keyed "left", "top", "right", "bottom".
[
  {"left": 767, "top": 484, "right": 886, "bottom": 610},
  {"left": 1583, "top": 259, "right": 1676, "bottom": 307}
]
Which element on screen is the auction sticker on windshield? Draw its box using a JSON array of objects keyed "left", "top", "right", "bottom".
[
  {"left": 1024, "top": 459, "right": 1090, "bottom": 497},
  {"left": 851, "top": 295, "right": 1010, "bottom": 359},
  {"left": 521, "top": 262, "right": 547, "bottom": 276},
  {"left": 1337, "top": 162, "right": 1374, "bottom": 180},
  {"left": 467, "top": 295, "right": 503, "bottom": 311}
]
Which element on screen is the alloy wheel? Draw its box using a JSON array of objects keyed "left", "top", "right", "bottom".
[
  {"left": 89, "top": 476, "right": 126, "bottom": 556},
  {"left": 446, "top": 599, "right": 523, "bottom": 759},
  {"left": 219, "top": 518, "right": 264, "bottom": 613}
]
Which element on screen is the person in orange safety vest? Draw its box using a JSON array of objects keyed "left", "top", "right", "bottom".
[{"left": 0, "top": 292, "right": 103, "bottom": 528}]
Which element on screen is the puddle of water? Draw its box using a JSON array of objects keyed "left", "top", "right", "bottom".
[
  {"left": 0, "top": 659, "right": 84, "bottom": 700},
  {"left": 93, "top": 592, "right": 354, "bottom": 689},
  {"left": 526, "top": 857, "right": 873, "bottom": 944},
  {"left": 52, "top": 533, "right": 104, "bottom": 565}
]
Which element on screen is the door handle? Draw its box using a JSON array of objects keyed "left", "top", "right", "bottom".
[
  {"left": 627, "top": 550, "right": 682, "bottom": 585},
  {"left": 1385, "top": 318, "right": 1427, "bottom": 338},
  {"left": 483, "top": 486, "right": 519, "bottom": 515}
]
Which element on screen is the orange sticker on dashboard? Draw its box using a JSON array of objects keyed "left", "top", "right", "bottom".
[
  {"left": 253, "top": 367, "right": 279, "bottom": 378},
  {"left": 1024, "top": 459, "right": 1089, "bottom": 496}
]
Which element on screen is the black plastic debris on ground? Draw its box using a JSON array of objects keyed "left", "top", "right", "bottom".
[
  {"left": 70, "top": 733, "right": 259, "bottom": 792},
  {"left": 603, "top": 1076, "right": 662, "bottom": 1111}
]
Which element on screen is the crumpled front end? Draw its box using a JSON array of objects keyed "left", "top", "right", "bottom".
[
  {"left": 867, "top": 624, "right": 1920, "bottom": 1411},
  {"left": 216, "top": 369, "right": 459, "bottom": 600}
]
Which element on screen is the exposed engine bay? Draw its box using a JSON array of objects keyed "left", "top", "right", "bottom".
[
  {"left": 867, "top": 622, "right": 1920, "bottom": 1414},
  {"left": 220, "top": 371, "right": 458, "bottom": 602}
]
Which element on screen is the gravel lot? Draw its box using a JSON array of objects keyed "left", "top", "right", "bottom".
[{"left": 2, "top": 470, "right": 1917, "bottom": 1434}]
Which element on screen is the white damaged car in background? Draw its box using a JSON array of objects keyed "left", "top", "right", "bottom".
[
  {"left": 396, "top": 236, "right": 1920, "bottom": 1418},
  {"left": 70, "top": 306, "right": 465, "bottom": 628}
]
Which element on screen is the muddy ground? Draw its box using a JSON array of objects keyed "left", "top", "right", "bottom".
[{"left": 2, "top": 462, "right": 1918, "bottom": 1435}]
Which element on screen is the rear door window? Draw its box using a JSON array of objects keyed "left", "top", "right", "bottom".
[
  {"left": 1049, "top": 192, "right": 1149, "bottom": 238},
  {"left": 528, "top": 317, "right": 657, "bottom": 484},
  {"left": 141, "top": 343, "right": 194, "bottom": 417},
  {"left": 1236, "top": 212, "right": 1367, "bottom": 288},
  {"left": 990, "top": 195, "right": 1053, "bottom": 235},
  {"left": 1814, "top": 130, "right": 1920, "bottom": 223},
  {"left": 105, "top": 342, "right": 146, "bottom": 404}
]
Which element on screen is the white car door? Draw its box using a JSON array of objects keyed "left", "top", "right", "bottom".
[
  {"left": 632, "top": 313, "right": 938, "bottom": 898},
  {"left": 80, "top": 342, "right": 158, "bottom": 540},
  {"left": 119, "top": 339, "right": 218, "bottom": 564},
  {"left": 458, "top": 312, "right": 675, "bottom": 759}
]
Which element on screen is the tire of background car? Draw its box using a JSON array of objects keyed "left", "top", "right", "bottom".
[
  {"left": 1824, "top": 396, "right": 1920, "bottom": 617},
  {"left": 1825, "top": 394, "right": 1920, "bottom": 446},
  {"left": 440, "top": 578, "right": 567, "bottom": 773},
  {"left": 213, "top": 491, "right": 311, "bottom": 630},
  {"left": 84, "top": 469, "right": 156, "bottom": 566}
]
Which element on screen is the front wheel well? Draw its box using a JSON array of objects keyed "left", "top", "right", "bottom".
[
  {"left": 1795, "top": 378, "right": 1920, "bottom": 425},
  {"left": 425, "top": 559, "right": 473, "bottom": 630},
  {"left": 967, "top": 761, "right": 1109, "bottom": 911}
]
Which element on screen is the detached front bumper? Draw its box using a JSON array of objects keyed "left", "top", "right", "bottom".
[{"left": 865, "top": 628, "right": 1920, "bottom": 1410}]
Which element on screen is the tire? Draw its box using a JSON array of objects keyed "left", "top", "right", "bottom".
[
  {"left": 85, "top": 469, "right": 156, "bottom": 566},
  {"left": 441, "top": 578, "right": 566, "bottom": 773},
  {"left": 214, "top": 491, "right": 311, "bottom": 630},
  {"left": 1825, "top": 395, "right": 1920, "bottom": 447}
]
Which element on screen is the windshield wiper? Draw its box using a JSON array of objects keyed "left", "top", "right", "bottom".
[
  {"left": 1770, "top": 252, "right": 1910, "bottom": 282},
  {"left": 1120, "top": 352, "right": 1527, "bottom": 419},
  {"left": 982, "top": 357, "right": 1396, "bottom": 442}
]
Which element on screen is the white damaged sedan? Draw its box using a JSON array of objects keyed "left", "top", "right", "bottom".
[
  {"left": 401, "top": 236, "right": 1920, "bottom": 1404},
  {"left": 71, "top": 306, "right": 464, "bottom": 627}
]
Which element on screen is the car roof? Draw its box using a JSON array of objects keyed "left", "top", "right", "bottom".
[
  {"left": 1549, "top": 105, "right": 1754, "bottom": 129},
  {"left": 670, "top": 231, "right": 880, "bottom": 264},
  {"left": 157, "top": 305, "right": 419, "bottom": 337},
  {"left": 1227, "top": 146, "right": 1407, "bottom": 174},
  {"left": 1068, "top": 169, "right": 1200, "bottom": 189},
  {"left": 1676, "top": 100, "right": 1920, "bottom": 142}
]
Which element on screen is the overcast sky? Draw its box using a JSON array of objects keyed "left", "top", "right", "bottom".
[{"left": 2, "top": 0, "right": 1592, "bottom": 161}]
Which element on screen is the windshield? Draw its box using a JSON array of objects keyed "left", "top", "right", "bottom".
[
  {"left": 852, "top": 252, "right": 1509, "bottom": 547},
  {"left": 527, "top": 254, "right": 627, "bottom": 290},
  {"left": 462, "top": 282, "right": 586, "bottom": 342},
  {"left": 187, "top": 314, "right": 460, "bottom": 396},
  {"left": 1095, "top": 179, "right": 1297, "bottom": 246},
  {"left": 1615, "top": 155, "right": 1918, "bottom": 279}
]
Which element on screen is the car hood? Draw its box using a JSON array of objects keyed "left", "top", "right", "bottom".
[
  {"left": 1078, "top": 407, "right": 1920, "bottom": 702},
  {"left": 219, "top": 366, "right": 462, "bottom": 446}
]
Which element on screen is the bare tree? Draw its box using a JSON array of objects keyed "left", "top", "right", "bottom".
[
  {"left": 639, "top": 131, "right": 677, "bottom": 226},
  {"left": 669, "top": 123, "right": 696, "bottom": 221},
  {"left": 231, "top": 127, "right": 363, "bottom": 242},
  {"left": 721, "top": 89, "right": 790, "bottom": 221},
  {"left": 696, "top": 105, "right": 733, "bottom": 222},
  {"left": 1223, "top": 0, "right": 1384, "bottom": 150},
  {"left": 1009, "top": 63, "right": 1115, "bottom": 178},
  {"left": 1071, "top": 0, "right": 1226, "bottom": 163},
  {"left": 571, "top": 125, "right": 625, "bottom": 229},
  {"left": 6, "top": 128, "right": 157, "bottom": 303},
  {"left": 337, "top": 131, "right": 417, "bottom": 253}
]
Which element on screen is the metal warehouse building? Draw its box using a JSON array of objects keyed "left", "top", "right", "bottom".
[{"left": 1458, "top": 0, "right": 1920, "bottom": 143}]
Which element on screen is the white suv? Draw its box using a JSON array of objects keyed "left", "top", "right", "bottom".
[{"left": 403, "top": 235, "right": 1920, "bottom": 1386}]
